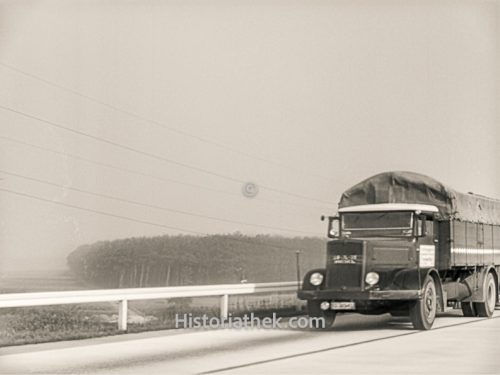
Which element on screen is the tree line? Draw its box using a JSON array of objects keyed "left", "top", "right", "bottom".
[{"left": 67, "top": 233, "right": 326, "bottom": 288}]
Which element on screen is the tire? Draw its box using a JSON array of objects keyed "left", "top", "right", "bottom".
[
  {"left": 474, "top": 272, "right": 497, "bottom": 318},
  {"left": 307, "top": 300, "right": 336, "bottom": 329},
  {"left": 461, "top": 302, "right": 477, "bottom": 317},
  {"left": 409, "top": 275, "right": 437, "bottom": 330}
]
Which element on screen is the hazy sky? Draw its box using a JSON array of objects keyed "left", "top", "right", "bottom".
[{"left": 0, "top": 0, "right": 499, "bottom": 272}]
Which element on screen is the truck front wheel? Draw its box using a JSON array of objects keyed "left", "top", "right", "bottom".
[
  {"left": 409, "top": 275, "right": 437, "bottom": 330},
  {"left": 307, "top": 300, "right": 336, "bottom": 329}
]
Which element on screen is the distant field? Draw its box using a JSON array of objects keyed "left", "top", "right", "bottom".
[
  {"left": 0, "top": 269, "right": 87, "bottom": 293},
  {"left": 0, "top": 271, "right": 304, "bottom": 347}
]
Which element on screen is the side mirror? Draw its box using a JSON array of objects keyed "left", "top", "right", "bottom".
[{"left": 328, "top": 216, "right": 340, "bottom": 238}]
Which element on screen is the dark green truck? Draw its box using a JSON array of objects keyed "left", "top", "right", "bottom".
[{"left": 299, "top": 171, "right": 500, "bottom": 330}]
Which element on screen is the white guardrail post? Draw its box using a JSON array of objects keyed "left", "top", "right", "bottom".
[
  {"left": 220, "top": 294, "right": 229, "bottom": 321},
  {"left": 118, "top": 299, "right": 128, "bottom": 331},
  {"left": 0, "top": 281, "right": 300, "bottom": 331}
]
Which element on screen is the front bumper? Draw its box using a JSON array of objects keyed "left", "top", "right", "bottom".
[{"left": 298, "top": 289, "right": 421, "bottom": 301}]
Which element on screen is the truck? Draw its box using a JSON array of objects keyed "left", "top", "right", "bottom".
[{"left": 298, "top": 171, "right": 500, "bottom": 330}]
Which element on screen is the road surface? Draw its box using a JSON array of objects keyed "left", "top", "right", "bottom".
[{"left": 1, "top": 310, "right": 499, "bottom": 374}]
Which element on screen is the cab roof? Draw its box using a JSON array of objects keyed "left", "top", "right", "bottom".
[{"left": 339, "top": 203, "right": 439, "bottom": 213}]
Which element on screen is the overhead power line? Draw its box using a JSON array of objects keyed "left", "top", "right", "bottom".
[
  {"left": 0, "top": 187, "right": 203, "bottom": 235},
  {"left": 0, "top": 104, "right": 240, "bottom": 183},
  {"left": 0, "top": 169, "right": 322, "bottom": 236},
  {"left": 0, "top": 135, "right": 240, "bottom": 197},
  {"left": 0, "top": 104, "right": 336, "bottom": 206},
  {"left": 0, "top": 135, "right": 331, "bottom": 212},
  {"left": 0, "top": 188, "right": 321, "bottom": 250},
  {"left": 0, "top": 60, "right": 336, "bottom": 183}
]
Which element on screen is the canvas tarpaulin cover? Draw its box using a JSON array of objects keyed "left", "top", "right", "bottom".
[{"left": 339, "top": 171, "right": 500, "bottom": 225}]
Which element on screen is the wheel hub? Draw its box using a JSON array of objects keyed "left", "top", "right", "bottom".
[{"left": 424, "top": 285, "right": 436, "bottom": 320}]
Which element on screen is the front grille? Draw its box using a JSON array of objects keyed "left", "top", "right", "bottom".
[{"left": 326, "top": 240, "right": 364, "bottom": 290}]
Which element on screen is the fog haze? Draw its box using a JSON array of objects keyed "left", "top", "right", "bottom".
[{"left": 0, "top": 0, "right": 499, "bottom": 273}]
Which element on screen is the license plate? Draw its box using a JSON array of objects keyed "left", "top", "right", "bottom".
[{"left": 331, "top": 302, "right": 356, "bottom": 310}]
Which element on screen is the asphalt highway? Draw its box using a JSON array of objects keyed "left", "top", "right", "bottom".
[{"left": 1, "top": 310, "right": 499, "bottom": 374}]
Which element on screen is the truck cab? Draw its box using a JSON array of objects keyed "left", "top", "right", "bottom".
[{"left": 298, "top": 203, "right": 440, "bottom": 330}]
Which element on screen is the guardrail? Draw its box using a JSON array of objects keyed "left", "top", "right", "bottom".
[{"left": 0, "top": 282, "right": 300, "bottom": 331}]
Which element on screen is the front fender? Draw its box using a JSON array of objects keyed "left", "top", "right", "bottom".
[
  {"left": 301, "top": 268, "right": 326, "bottom": 291},
  {"left": 392, "top": 268, "right": 444, "bottom": 311}
]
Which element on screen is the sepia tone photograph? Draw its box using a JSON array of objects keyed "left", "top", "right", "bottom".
[{"left": 0, "top": 0, "right": 499, "bottom": 373}]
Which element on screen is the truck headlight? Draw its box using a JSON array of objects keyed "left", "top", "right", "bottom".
[
  {"left": 365, "top": 272, "right": 379, "bottom": 286},
  {"left": 309, "top": 272, "right": 324, "bottom": 286}
]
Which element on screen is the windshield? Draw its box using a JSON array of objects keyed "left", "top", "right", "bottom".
[{"left": 341, "top": 211, "right": 414, "bottom": 237}]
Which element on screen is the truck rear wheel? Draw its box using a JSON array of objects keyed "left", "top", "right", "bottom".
[
  {"left": 474, "top": 272, "right": 497, "bottom": 318},
  {"left": 307, "top": 300, "right": 336, "bottom": 329},
  {"left": 409, "top": 275, "right": 437, "bottom": 330}
]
